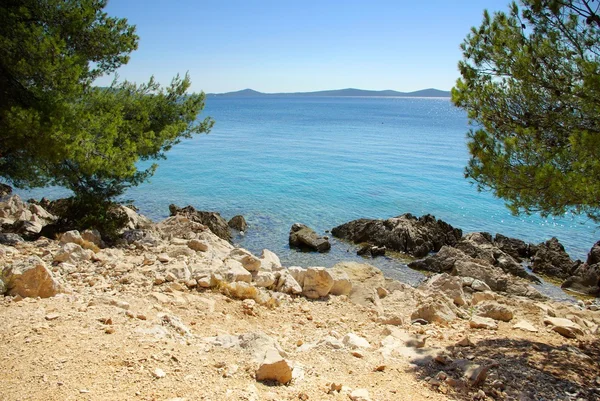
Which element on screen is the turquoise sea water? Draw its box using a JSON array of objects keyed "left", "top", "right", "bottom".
[{"left": 19, "top": 96, "right": 598, "bottom": 290}]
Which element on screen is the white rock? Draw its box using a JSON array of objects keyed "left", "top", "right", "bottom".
[
  {"left": 349, "top": 388, "right": 372, "bottom": 401},
  {"left": 254, "top": 271, "right": 276, "bottom": 288},
  {"left": 53, "top": 242, "right": 93, "bottom": 264},
  {"left": 255, "top": 348, "right": 292, "bottom": 384},
  {"left": 342, "top": 333, "right": 371, "bottom": 349},
  {"left": 329, "top": 269, "right": 352, "bottom": 296},
  {"left": 153, "top": 368, "right": 166, "bottom": 379},
  {"left": 260, "top": 249, "right": 282, "bottom": 271},
  {"left": 229, "top": 248, "right": 261, "bottom": 272},
  {"left": 288, "top": 266, "right": 306, "bottom": 287},
  {"left": 302, "top": 267, "right": 334, "bottom": 299},
  {"left": 220, "top": 259, "right": 252, "bottom": 283},
  {"left": 423, "top": 273, "right": 466, "bottom": 306},
  {"left": 469, "top": 316, "right": 498, "bottom": 330},
  {"left": 59, "top": 230, "right": 84, "bottom": 245},
  {"left": 543, "top": 317, "right": 584, "bottom": 338},
  {"left": 513, "top": 320, "right": 538, "bottom": 333},
  {"left": 275, "top": 271, "right": 302, "bottom": 295},
  {"left": 476, "top": 302, "right": 514, "bottom": 322}
]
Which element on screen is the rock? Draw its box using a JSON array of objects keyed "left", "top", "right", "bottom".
[
  {"left": 225, "top": 281, "right": 258, "bottom": 300},
  {"left": 2, "top": 256, "right": 62, "bottom": 298},
  {"left": 587, "top": 240, "right": 600, "bottom": 266},
  {"left": 329, "top": 269, "right": 352, "bottom": 296},
  {"left": 532, "top": 237, "right": 579, "bottom": 279},
  {"left": 228, "top": 215, "right": 247, "bottom": 231},
  {"left": 562, "top": 262, "right": 600, "bottom": 296},
  {"left": 255, "top": 349, "right": 292, "bottom": 384},
  {"left": 59, "top": 230, "right": 84, "bottom": 246},
  {"left": 0, "top": 233, "right": 24, "bottom": 246},
  {"left": 169, "top": 204, "right": 231, "bottom": 242},
  {"left": 342, "top": 333, "right": 371, "bottom": 349},
  {"left": 0, "top": 183, "right": 12, "bottom": 197},
  {"left": 456, "top": 233, "right": 539, "bottom": 282},
  {"left": 332, "top": 213, "right": 462, "bottom": 257},
  {"left": 302, "top": 267, "right": 334, "bottom": 299},
  {"left": 260, "top": 249, "right": 282, "bottom": 271},
  {"left": 411, "top": 296, "right": 457, "bottom": 324},
  {"left": 422, "top": 273, "right": 465, "bottom": 306},
  {"left": 513, "top": 320, "right": 538, "bottom": 332},
  {"left": 119, "top": 205, "right": 153, "bottom": 230},
  {"left": 408, "top": 245, "right": 466, "bottom": 273},
  {"left": 289, "top": 223, "right": 330, "bottom": 252},
  {"left": 187, "top": 239, "right": 209, "bottom": 252},
  {"left": 471, "top": 279, "right": 491, "bottom": 292},
  {"left": 469, "top": 316, "right": 498, "bottom": 330},
  {"left": 543, "top": 317, "right": 584, "bottom": 338},
  {"left": 493, "top": 233, "right": 532, "bottom": 261},
  {"left": 81, "top": 229, "right": 103, "bottom": 247},
  {"left": 472, "top": 291, "right": 496, "bottom": 305},
  {"left": 229, "top": 248, "right": 261, "bottom": 272},
  {"left": 254, "top": 271, "right": 276, "bottom": 288},
  {"left": 476, "top": 302, "right": 514, "bottom": 322},
  {"left": 122, "top": 229, "right": 160, "bottom": 246},
  {"left": 219, "top": 259, "right": 253, "bottom": 283},
  {"left": 288, "top": 266, "right": 306, "bottom": 287},
  {"left": 349, "top": 389, "right": 372, "bottom": 401},
  {"left": 357, "top": 244, "right": 386, "bottom": 257},
  {"left": 275, "top": 271, "right": 303, "bottom": 295},
  {"left": 53, "top": 242, "right": 93, "bottom": 264},
  {"left": 561, "top": 241, "right": 600, "bottom": 296},
  {"left": 153, "top": 368, "right": 166, "bottom": 379}
]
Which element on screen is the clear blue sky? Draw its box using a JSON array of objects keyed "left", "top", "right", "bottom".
[{"left": 96, "top": 0, "right": 512, "bottom": 93}]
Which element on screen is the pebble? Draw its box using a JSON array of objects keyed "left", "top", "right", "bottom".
[
  {"left": 45, "top": 313, "right": 60, "bottom": 321},
  {"left": 153, "top": 368, "right": 166, "bottom": 379}
]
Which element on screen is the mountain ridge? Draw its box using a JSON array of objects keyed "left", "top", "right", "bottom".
[{"left": 208, "top": 88, "right": 451, "bottom": 98}]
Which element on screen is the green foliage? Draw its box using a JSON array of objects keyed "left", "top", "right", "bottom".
[
  {"left": 452, "top": 0, "right": 600, "bottom": 222},
  {"left": 0, "top": 1, "right": 213, "bottom": 235},
  {"left": 48, "top": 194, "right": 129, "bottom": 244}
]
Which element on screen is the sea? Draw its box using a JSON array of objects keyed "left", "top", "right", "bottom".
[{"left": 18, "top": 96, "right": 599, "bottom": 298}]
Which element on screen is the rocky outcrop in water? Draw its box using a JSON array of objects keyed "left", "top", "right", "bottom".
[
  {"left": 289, "top": 223, "right": 330, "bottom": 253},
  {"left": 562, "top": 241, "right": 600, "bottom": 295},
  {"left": 455, "top": 232, "right": 539, "bottom": 283},
  {"left": 408, "top": 245, "right": 543, "bottom": 299},
  {"left": 531, "top": 237, "right": 580, "bottom": 279},
  {"left": 169, "top": 204, "right": 231, "bottom": 242},
  {"left": 331, "top": 213, "right": 462, "bottom": 257},
  {"left": 228, "top": 215, "right": 248, "bottom": 232}
]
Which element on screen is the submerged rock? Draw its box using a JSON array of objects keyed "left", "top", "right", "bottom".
[
  {"left": 331, "top": 213, "right": 462, "bottom": 257},
  {"left": 289, "top": 223, "right": 330, "bottom": 253}
]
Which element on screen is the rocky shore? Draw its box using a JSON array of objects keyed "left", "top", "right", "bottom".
[{"left": 1, "top": 193, "right": 599, "bottom": 401}]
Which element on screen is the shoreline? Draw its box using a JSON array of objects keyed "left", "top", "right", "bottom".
[{"left": 1, "top": 196, "right": 599, "bottom": 400}]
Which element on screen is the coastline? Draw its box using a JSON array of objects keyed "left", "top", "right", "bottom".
[{"left": 1, "top": 195, "right": 599, "bottom": 400}]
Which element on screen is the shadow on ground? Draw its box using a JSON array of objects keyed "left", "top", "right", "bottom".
[{"left": 411, "top": 336, "right": 600, "bottom": 400}]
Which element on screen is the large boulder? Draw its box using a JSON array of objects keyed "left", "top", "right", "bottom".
[
  {"left": 331, "top": 213, "right": 462, "bottom": 257},
  {"left": 1, "top": 256, "right": 63, "bottom": 298},
  {"left": 289, "top": 223, "right": 330, "bottom": 253},
  {"left": 532, "top": 237, "right": 580, "bottom": 279},
  {"left": 169, "top": 204, "right": 231, "bottom": 242},
  {"left": 302, "top": 267, "right": 334, "bottom": 299},
  {"left": 561, "top": 240, "right": 600, "bottom": 296},
  {"left": 331, "top": 262, "right": 385, "bottom": 310},
  {"left": 421, "top": 273, "right": 465, "bottom": 306}
]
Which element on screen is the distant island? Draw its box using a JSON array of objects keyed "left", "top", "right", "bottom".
[{"left": 208, "top": 88, "right": 451, "bottom": 98}]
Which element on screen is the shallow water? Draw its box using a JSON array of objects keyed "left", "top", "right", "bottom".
[{"left": 18, "top": 96, "right": 598, "bottom": 300}]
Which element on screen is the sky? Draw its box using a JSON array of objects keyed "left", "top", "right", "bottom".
[{"left": 96, "top": 0, "right": 512, "bottom": 94}]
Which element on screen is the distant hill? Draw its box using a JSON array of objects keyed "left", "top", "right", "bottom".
[{"left": 208, "top": 87, "right": 451, "bottom": 98}]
